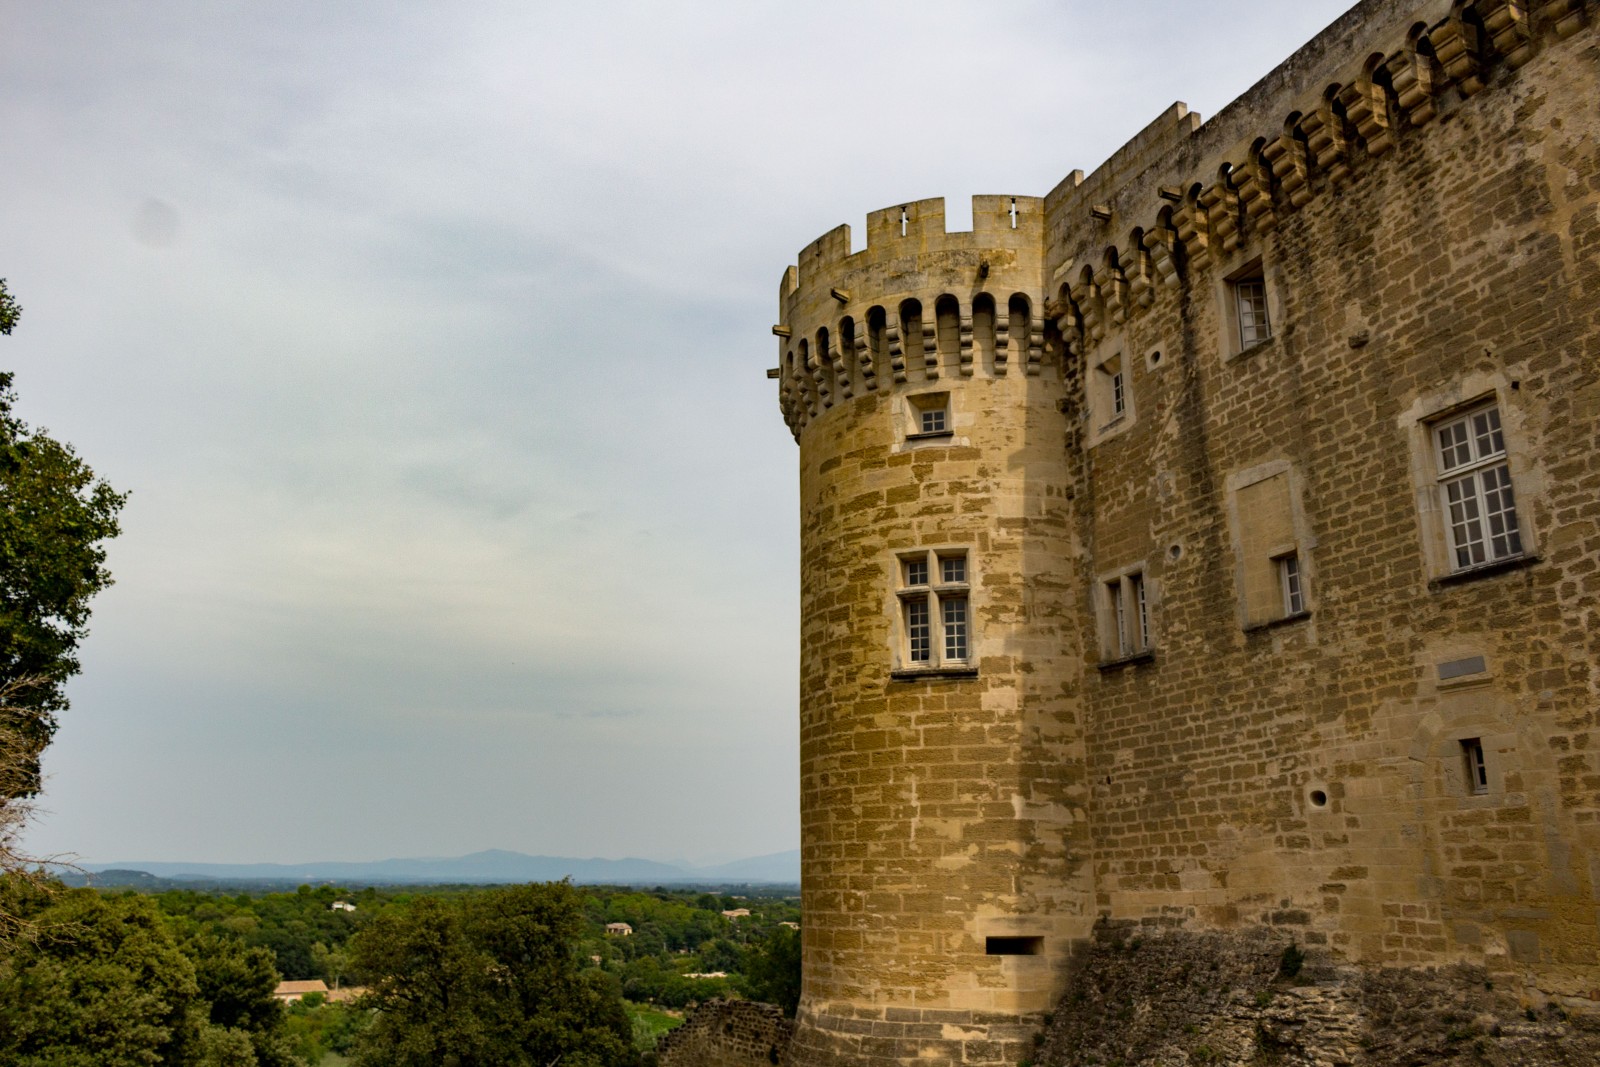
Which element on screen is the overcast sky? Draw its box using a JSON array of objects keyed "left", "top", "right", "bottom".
[{"left": 3, "top": 1, "right": 1354, "bottom": 867}]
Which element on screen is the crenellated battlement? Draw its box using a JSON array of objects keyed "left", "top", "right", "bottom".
[
  {"left": 775, "top": 195, "right": 1048, "bottom": 439},
  {"left": 1042, "top": 0, "right": 1594, "bottom": 352},
  {"left": 782, "top": 195, "right": 1045, "bottom": 301},
  {"left": 774, "top": 1, "right": 1595, "bottom": 441}
]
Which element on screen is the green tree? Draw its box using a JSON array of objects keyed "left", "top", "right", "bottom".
[
  {"left": 185, "top": 934, "right": 301, "bottom": 1067},
  {"left": 0, "top": 877, "right": 310, "bottom": 1066},
  {"left": 0, "top": 279, "right": 126, "bottom": 806},
  {"left": 0, "top": 280, "right": 18, "bottom": 337},
  {"left": 282, "top": 999, "right": 368, "bottom": 1064},
  {"left": 0, "top": 878, "right": 204, "bottom": 1065},
  {"left": 742, "top": 924, "right": 801, "bottom": 1017},
  {"left": 349, "top": 882, "right": 637, "bottom": 1067}
]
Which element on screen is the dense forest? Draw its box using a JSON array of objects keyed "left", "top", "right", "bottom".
[{"left": 0, "top": 875, "right": 801, "bottom": 1066}]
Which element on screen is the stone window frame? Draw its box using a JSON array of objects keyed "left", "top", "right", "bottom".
[
  {"left": 1432, "top": 402, "right": 1524, "bottom": 571},
  {"left": 1095, "top": 562, "right": 1154, "bottom": 668},
  {"left": 1217, "top": 254, "right": 1283, "bottom": 362},
  {"left": 1095, "top": 354, "right": 1128, "bottom": 428},
  {"left": 1085, "top": 332, "right": 1138, "bottom": 448},
  {"left": 1460, "top": 738, "right": 1489, "bottom": 795},
  {"left": 1399, "top": 380, "right": 1538, "bottom": 586},
  {"left": 1437, "top": 726, "right": 1512, "bottom": 805},
  {"left": 1224, "top": 458, "right": 1316, "bottom": 632},
  {"left": 902, "top": 389, "right": 954, "bottom": 448},
  {"left": 890, "top": 547, "right": 977, "bottom": 679}
]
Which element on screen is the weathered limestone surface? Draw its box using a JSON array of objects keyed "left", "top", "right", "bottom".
[
  {"left": 773, "top": 1, "right": 1600, "bottom": 1064},
  {"left": 784, "top": 199, "right": 1094, "bottom": 1066},
  {"left": 652, "top": 999, "right": 793, "bottom": 1067}
]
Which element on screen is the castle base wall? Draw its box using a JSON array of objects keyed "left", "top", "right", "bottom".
[
  {"left": 1035, "top": 926, "right": 1600, "bottom": 1067},
  {"left": 788, "top": 1003, "right": 1040, "bottom": 1067}
]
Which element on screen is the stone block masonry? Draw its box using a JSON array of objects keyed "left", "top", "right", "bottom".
[{"left": 772, "top": 1, "right": 1600, "bottom": 1064}]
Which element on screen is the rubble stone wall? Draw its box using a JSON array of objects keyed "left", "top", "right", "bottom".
[
  {"left": 1036, "top": 925, "right": 1600, "bottom": 1066},
  {"left": 653, "top": 1000, "right": 793, "bottom": 1067}
]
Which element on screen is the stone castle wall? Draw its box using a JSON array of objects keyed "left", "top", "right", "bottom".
[
  {"left": 773, "top": 1, "right": 1600, "bottom": 1064},
  {"left": 1054, "top": 0, "right": 1600, "bottom": 991}
]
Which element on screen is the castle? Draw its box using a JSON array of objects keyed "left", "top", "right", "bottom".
[{"left": 770, "top": 1, "right": 1600, "bottom": 1064}]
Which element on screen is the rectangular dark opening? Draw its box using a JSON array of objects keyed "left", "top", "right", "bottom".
[
  {"left": 1461, "top": 738, "right": 1488, "bottom": 794},
  {"left": 985, "top": 936, "right": 1043, "bottom": 956}
]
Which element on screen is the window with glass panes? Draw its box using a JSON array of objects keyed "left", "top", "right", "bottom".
[
  {"left": 1434, "top": 404, "right": 1522, "bottom": 570},
  {"left": 1102, "top": 571, "right": 1149, "bottom": 658},
  {"left": 908, "top": 393, "right": 952, "bottom": 438},
  {"left": 1235, "top": 276, "right": 1271, "bottom": 347},
  {"left": 897, "top": 550, "right": 971, "bottom": 668},
  {"left": 1279, "top": 553, "right": 1305, "bottom": 615}
]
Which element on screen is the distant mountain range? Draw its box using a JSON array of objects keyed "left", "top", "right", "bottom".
[{"left": 76, "top": 848, "right": 799, "bottom": 887}]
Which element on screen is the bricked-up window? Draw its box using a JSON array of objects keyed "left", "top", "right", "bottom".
[
  {"left": 1461, "top": 738, "right": 1489, "bottom": 795},
  {"left": 897, "top": 550, "right": 971, "bottom": 671},
  {"left": 1101, "top": 571, "right": 1149, "bottom": 660},
  {"left": 1435, "top": 404, "right": 1522, "bottom": 570},
  {"left": 1227, "top": 462, "right": 1310, "bottom": 629}
]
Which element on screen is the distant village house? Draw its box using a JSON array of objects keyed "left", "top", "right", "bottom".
[
  {"left": 605, "top": 922, "right": 633, "bottom": 936},
  {"left": 272, "top": 980, "right": 329, "bottom": 1003}
]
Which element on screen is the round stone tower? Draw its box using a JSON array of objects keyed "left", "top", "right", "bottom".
[{"left": 775, "top": 196, "right": 1094, "bottom": 1067}]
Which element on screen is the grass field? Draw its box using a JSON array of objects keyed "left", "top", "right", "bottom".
[{"left": 626, "top": 1001, "right": 685, "bottom": 1051}]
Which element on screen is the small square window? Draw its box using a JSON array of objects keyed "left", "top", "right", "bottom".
[
  {"left": 1461, "top": 738, "right": 1488, "bottom": 795},
  {"left": 906, "top": 393, "right": 952, "bottom": 440},
  {"left": 940, "top": 556, "right": 965, "bottom": 584},
  {"left": 905, "top": 558, "right": 928, "bottom": 587}
]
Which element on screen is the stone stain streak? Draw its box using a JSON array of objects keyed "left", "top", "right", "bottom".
[{"left": 769, "top": 1, "right": 1600, "bottom": 1064}]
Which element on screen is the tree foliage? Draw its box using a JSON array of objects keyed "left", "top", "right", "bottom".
[
  {"left": 0, "top": 280, "right": 18, "bottom": 337},
  {"left": 0, "top": 279, "right": 126, "bottom": 804},
  {"left": 348, "top": 881, "right": 638, "bottom": 1067},
  {"left": 741, "top": 924, "right": 801, "bottom": 1017},
  {"left": 0, "top": 877, "right": 301, "bottom": 1066},
  {"left": 0, "top": 878, "right": 201, "bottom": 1065}
]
